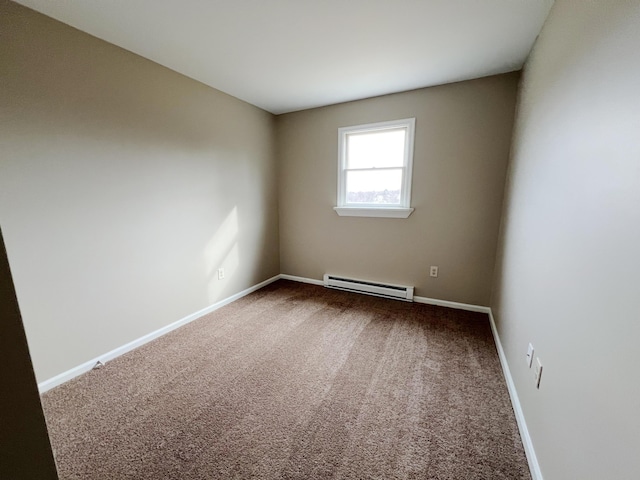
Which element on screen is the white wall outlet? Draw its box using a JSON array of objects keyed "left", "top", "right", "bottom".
[
  {"left": 526, "top": 343, "right": 534, "bottom": 367},
  {"left": 430, "top": 266, "right": 439, "bottom": 277},
  {"left": 534, "top": 357, "right": 543, "bottom": 388},
  {"left": 217, "top": 268, "right": 225, "bottom": 280}
]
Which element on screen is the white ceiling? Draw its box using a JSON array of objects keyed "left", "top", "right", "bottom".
[{"left": 15, "top": 0, "right": 554, "bottom": 114}]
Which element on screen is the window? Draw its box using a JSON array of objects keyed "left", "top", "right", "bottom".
[{"left": 334, "top": 118, "right": 415, "bottom": 218}]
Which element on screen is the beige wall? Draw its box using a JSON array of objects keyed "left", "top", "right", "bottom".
[
  {"left": 0, "top": 1, "right": 279, "bottom": 382},
  {"left": 492, "top": 1, "right": 640, "bottom": 478},
  {"left": 277, "top": 74, "right": 519, "bottom": 305},
  {"left": 0, "top": 227, "right": 58, "bottom": 479}
]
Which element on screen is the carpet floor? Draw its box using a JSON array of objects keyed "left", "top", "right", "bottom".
[{"left": 41, "top": 280, "right": 530, "bottom": 479}]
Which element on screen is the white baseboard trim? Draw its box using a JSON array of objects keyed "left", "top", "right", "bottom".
[
  {"left": 413, "top": 295, "right": 491, "bottom": 314},
  {"left": 38, "top": 275, "right": 281, "bottom": 393},
  {"left": 279, "top": 275, "right": 492, "bottom": 313},
  {"left": 279, "top": 274, "right": 324, "bottom": 286},
  {"left": 488, "top": 310, "right": 543, "bottom": 480}
]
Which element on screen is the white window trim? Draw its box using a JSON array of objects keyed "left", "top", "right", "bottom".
[{"left": 335, "top": 118, "right": 416, "bottom": 218}]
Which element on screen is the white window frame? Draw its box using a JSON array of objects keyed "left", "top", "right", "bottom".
[{"left": 334, "top": 118, "right": 415, "bottom": 218}]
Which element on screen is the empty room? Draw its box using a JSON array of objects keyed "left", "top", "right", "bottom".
[{"left": 1, "top": 0, "right": 639, "bottom": 479}]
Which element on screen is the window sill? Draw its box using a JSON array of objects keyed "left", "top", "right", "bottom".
[{"left": 333, "top": 207, "right": 414, "bottom": 218}]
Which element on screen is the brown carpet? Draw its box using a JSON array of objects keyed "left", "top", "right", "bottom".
[{"left": 42, "top": 280, "right": 530, "bottom": 479}]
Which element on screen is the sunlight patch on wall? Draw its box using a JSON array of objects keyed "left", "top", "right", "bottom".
[{"left": 204, "top": 206, "right": 240, "bottom": 302}]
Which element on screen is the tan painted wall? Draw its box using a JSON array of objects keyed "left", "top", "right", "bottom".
[
  {"left": 277, "top": 74, "right": 519, "bottom": 305},
  {"left": 0, "top": 1, "right": 279, "bottom": 382},
  {"left": 492, "top": 1, "right": 640, "bottom": 478},
  {"left": 0, "top": 227, "right": 58, "bottom": 479}
]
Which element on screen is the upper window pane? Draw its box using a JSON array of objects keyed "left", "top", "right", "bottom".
[{"left": 346, "top": 128, "right": 406, "bottom": 169}]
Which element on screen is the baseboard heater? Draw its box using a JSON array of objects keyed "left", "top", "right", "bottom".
[{"left": 323, "top": 274, "right": 414, "bottom": 302}]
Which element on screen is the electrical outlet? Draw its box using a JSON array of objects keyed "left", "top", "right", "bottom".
[
  {"left": 218, "top": 268, "right": 225, "bottom": 280},
  {"left": 534, "top": 357, "right": 543, "bottom": 388},
  {"left": 430, "top": 266, "right": 439, "bottom": 277},
  {"left": 526, "top": 343, "right": 534, "bottom": 367}
]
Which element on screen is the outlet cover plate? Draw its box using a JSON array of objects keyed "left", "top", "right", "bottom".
[
  {"left": 526, "top": 343, "right": 534, "bottom": 367},
  {"left": 534, "top": 357, "right": 543, "bottom": 388}
]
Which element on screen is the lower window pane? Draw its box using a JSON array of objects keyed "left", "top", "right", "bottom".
[{"left": 346, "top": 169, "right": 403, "bottom": 205}]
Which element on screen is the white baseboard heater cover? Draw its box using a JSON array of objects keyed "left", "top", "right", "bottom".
[{"left": 323, "top": 274, "right": 414, "bottom": 302}]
